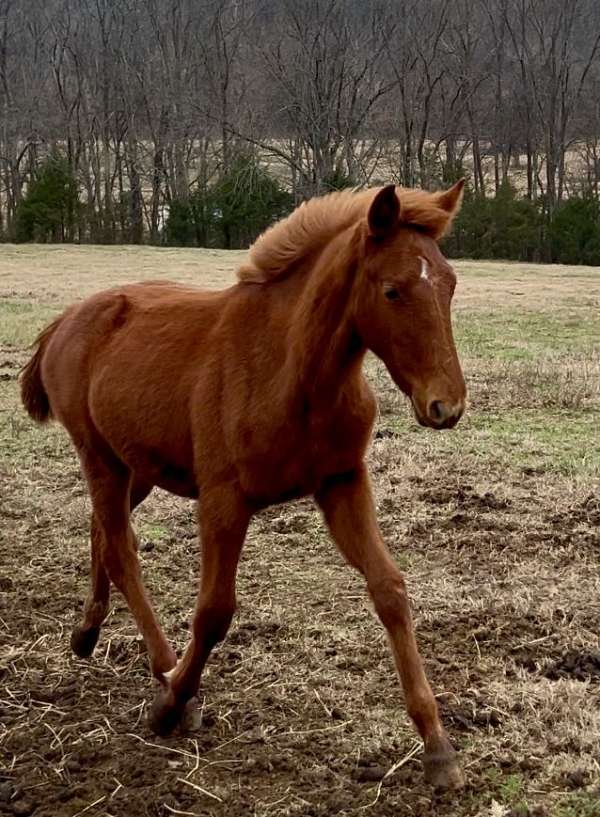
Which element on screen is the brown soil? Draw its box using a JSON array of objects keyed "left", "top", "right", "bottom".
[{"left": 2, "top": 435, "right": 599, "bottom": 817}]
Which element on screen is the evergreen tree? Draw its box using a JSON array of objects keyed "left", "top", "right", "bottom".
[
  {"left": 549, "top": 198, "right": 600, "bottom": 265},
  {"left": 166, "top": 153, "right": 293, "bottom": 250},
  {"left": 14, "top": 156, "right": 79, "bottom": 243}
]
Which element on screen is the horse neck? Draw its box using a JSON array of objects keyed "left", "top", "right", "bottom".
[{"left": 281, "top": 227, "right": 365, "bottom": 406}]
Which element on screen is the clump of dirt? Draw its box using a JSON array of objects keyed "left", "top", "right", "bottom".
[
  {"left": 546, "top": 494, "right": 600, "bottom": 527},
  {"left": 442, "top": 701, "right": 503, "bottom": 731},
  {"left": 543, "top": 650, "right": 600, "bottom": 682},
  {"left": 561, "top": 768, "right": 591, "bottom": 789},
  {"left": 417, "top": 484, "right": 511, "bottom": 510}
]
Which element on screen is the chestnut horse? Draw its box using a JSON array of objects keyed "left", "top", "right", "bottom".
[{"left": 21, "top": 182, "right": 466, "bottom": 788}]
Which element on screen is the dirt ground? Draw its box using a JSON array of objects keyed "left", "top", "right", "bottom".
[{"left": 0, "top": 247, "right": 599, "bottom": 817}]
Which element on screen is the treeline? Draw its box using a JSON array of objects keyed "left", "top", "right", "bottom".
[
  {"left": 1, "top": 0, "right": 600, "bottom": 262},
  {"left": 449, "top": 185, "right": 600, "bottom": 264}
]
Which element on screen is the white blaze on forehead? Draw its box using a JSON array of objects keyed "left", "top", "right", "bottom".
[{"left": 419, "top": 256, "right": 430, "bottom": 281}]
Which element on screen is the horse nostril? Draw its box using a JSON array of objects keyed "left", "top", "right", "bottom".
[
  {"left": 428, "top": 400, "right": 446, "bottom": 422},
  {"left": 425, "top": 399, "right": 465, "bottom": 428}
]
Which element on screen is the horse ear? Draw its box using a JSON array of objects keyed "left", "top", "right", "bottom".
[
  {"left": 437, "top": 179, "right": 465, "bottom": 215},
  {"left": 368, "top": 185, "right": 400, "bottom": 238}
]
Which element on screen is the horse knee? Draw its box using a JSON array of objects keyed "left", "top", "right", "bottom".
[
  {"left": 101, "top": 550, "right": 127, "bottom": 588},
  {"left": 99, "top": 535, "right": 139, "bottom": 590},
  {"left": 369, "top": 573, "right": 411, "bottom": 630}
]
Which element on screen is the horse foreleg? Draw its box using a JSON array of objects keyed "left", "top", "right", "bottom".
[
  {"left": 315, "top": 465, "right": 464, "bottom": 790},
  {"left": 148, "top": 484, "right": 251, "bottom": 736}
]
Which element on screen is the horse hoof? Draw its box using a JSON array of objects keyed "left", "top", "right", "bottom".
[
  {"left": 70, "top": 625, "right": 100, "bottom": 658},
  {"left": 180, "top": 698, "right": 202, "bottom": 732},
  {"left": 423, "top": 751, "right": 465, "bottom": 790},
  {"left": 148, "top": 690, "right": 184, "bottom": 737}
]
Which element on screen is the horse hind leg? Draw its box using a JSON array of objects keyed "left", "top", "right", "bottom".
[
  {"left": 71, "top": 478, "right": 153, "bottom": 658},
  {"left": 71, "top": 514, "right": 111, "bottom": 658},
  {"left": 70, "top": 469, "right": 171, "bottom": 675}
]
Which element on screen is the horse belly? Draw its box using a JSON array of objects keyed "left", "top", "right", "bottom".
[
  {"left": 151, "top": 457, "right": 198, "bottom": 498},
  {"left": 95, "top": 412, "right": 196, "bottom": 497}
]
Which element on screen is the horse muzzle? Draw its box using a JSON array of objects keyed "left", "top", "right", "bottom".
[{"left": 412, "top": 397, "right": 465, "bottom": 430}]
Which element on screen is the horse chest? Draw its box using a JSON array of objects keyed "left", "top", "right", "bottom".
[{"left": 238, "top": 404, "right": 373, "bottom": 506}]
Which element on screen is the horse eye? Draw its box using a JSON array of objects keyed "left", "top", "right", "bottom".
[{"left": 383, "top": 286, "right": 400, "bottom": 302}]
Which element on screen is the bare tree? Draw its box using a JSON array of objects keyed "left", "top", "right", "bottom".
[
  {"left": 1, "top": 0, "right": 600, "bottom": 243},
  {"left": 504, "top": 0, "right": 600, "bottom": 208},
  {"left": 254, "top": 0, "right": 396, "bottom": 197}
]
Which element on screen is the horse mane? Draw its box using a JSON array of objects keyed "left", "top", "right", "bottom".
[{"left": 237, "top": 185, "right": 457, "bottom": 284}]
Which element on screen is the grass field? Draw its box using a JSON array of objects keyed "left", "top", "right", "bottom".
[{"left": 0, "top": 246, "right": 599, "bottom": 817}]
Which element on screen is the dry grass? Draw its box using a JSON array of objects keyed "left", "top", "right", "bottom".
[
  {"left": 1, "top": 245, "right": 599, "bottom": 306},
  {"left": 0, "top": 246, "right": 599, "bottom": 817}
]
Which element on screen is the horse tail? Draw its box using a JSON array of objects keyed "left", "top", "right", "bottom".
[{"left": 20, "top": 313, "right": 65, "bottom": 424}]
